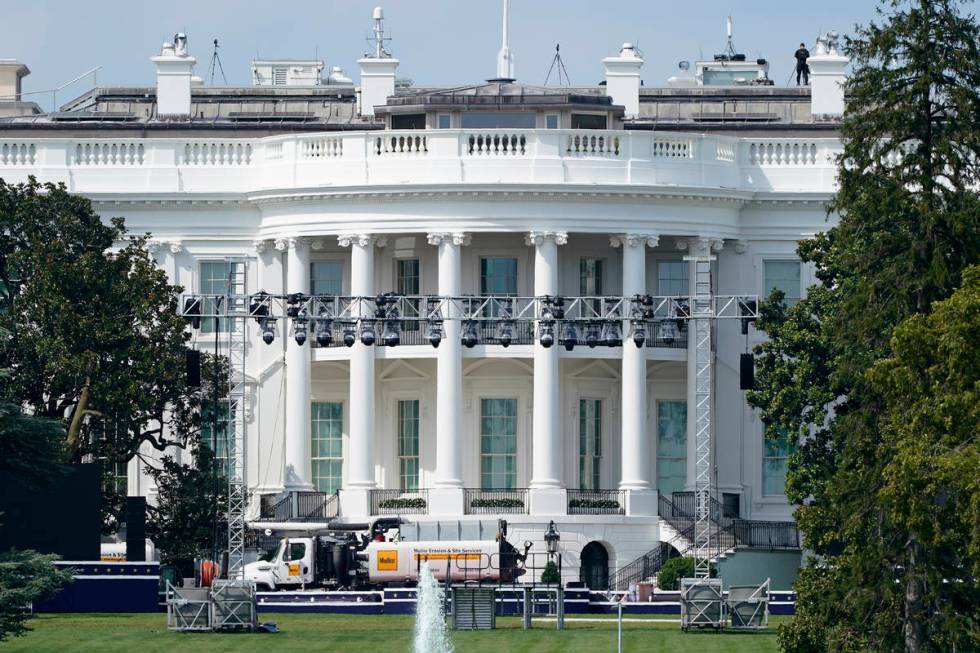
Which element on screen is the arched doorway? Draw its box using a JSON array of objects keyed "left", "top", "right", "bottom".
[{"left": 580, "top": 541, "right": 610, "bottom": 590}]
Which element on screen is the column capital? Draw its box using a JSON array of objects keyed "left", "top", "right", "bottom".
[
  {"left": 610, "top": 233, "right": 659, "bottom": 249},
  {"left": 147, "top": 239, "right": 164, "bottom": 254},
  {"left": 733, "top": 239, "right": 749, "bottom": 254},
  {"left": 338, "top": 234, "right": 386, "bottom": 249},
  {"left": 274, "top": 237, "right": 290, "bottom": 252},
  {"left": 427, "top": 232, "right": 471, "bottom": 247},
  {"left": 253, "top": 239, "right": 268, "bottom": 254},
  {"left": 525, "top": 230, "right": 568, "bottom": 247},
  {"left": 676, "top": 236, "right": 724, "bottom": 256},
  {"left": 168, "top": 240, "right": 183, "bottom": 255}
]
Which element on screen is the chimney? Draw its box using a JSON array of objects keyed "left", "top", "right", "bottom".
[
  {"left": 358, "top": 7, "right": 398, "bottom": 118},
  {"left": 150, "top": 33, "right": 196, "bottom": 118},
  {"left": 0, "top": 60, "right": 30, "bottom": 102},
  {"left": 603, "top": 43, "right": 644, "bottom": 118},
  {"left": 808, "top": 32, "right": 848, "bottom": 118}
]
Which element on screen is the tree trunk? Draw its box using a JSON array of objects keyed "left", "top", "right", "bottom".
[
  {"left": 66, "top": 377, "right": 91, "bottom": 461},
  {"left": 904, "top": 538, "right": 926, "bottom": 653}
]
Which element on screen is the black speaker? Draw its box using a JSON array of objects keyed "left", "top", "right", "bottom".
[
  {"left": 186, "top": 348, "right": 201, "bottom": 387},
  {"left": 740, "top": 353, "right": 755, "bottom": 390},
  {"left": 126, "top": 496, "right": 147, "bottom": 562}
]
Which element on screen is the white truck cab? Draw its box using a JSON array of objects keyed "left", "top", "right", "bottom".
[{"left": 244, "top": 537, "right": 315, "bottom": 590}]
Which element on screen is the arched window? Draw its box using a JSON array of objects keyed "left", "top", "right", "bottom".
[{"left": 580, "top": 541, "right": 610, "bottom": 590}]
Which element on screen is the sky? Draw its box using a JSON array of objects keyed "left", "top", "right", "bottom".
[{"left": 2, "top": 0, "right": 975, "bottom": 111}]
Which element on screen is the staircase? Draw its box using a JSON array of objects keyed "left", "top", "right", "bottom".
[{"left": 609, "top": 492, "right": 800, "bottom": 591}]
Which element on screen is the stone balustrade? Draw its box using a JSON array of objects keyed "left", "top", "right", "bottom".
[{"left": 0, "top": 130, "right": 842, "bottom": 196}]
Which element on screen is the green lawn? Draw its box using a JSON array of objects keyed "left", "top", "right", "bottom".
[{"left": 4, "top": 613, "right": 788, "bottom": 653}]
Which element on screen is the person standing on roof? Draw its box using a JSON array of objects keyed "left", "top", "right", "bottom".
[{"left": 794, "top": 42, "right": 811, "bottom": 85}]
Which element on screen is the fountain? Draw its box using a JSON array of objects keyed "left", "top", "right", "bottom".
[{"left": 414, "top": 562, "right": 453, "bottom": 653}]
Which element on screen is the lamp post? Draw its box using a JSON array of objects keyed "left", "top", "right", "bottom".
[{"left": 545, "top": 520, "right": 560, "bottom": 559}]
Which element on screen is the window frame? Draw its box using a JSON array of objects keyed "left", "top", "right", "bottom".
[
  {"left": 311, "top": 401, "right": 345, "bottom": 494},
  {"left": 578, "top": 398, "right": 603, "bottom": 490},
  {"left": 479, "top": 397, "right": 519, "bottom": 490},
  {"left": 763, "top": 259, "right": 803, "bottom": 307},
  {"left": 396, "top": 399, "right": 421, "bottom": 491},
  {"left": 198, "top": 260, "right": 235, "bottom": 333},
  {"left": 762, "top": 428, "right": 796, "bottom": 497},
  {"left": 656, "top": 399, "right": 688, "bottom": 498}
]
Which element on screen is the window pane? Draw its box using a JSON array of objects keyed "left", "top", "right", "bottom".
[
  {"left": 578, "top": 399, "right": 602, "bottom": 490},
  {"left": 657, "top": 400, "right": 687, "bottom": 496},
  {"left": 480, "top": 258, "right": 518, "bottom": 295},
  {"left": 657, "top": 261, "right": 689, "bottom": 297},
  {"left": 461, "top": 112, "right": 535, "bottom": 129},
  {"left": 480, "top": 398, "right": 517, "bottom": 490},
  {"left": 200, "top": 261, "right": 233, "bottom": 333},
  {"left": 579, "top": 259, "right": 604, "bottom": 295},
  {"left": 311, "top": 261, "right": 344, "bottom": 295},
  {"left": 397, "top": 400, "right": 420, "bottom": 491},
  {"left": 437, "top": 114, "right": 451, "bottom": 129},
  {"left": 764, "top": 261, "right": 802, "bottom": 306},
  {"left": 311, "top": 401, "right": 343, "bottom": 493},
  {"left": 762, "top": 429, "right": 795, "bottom": 496}
]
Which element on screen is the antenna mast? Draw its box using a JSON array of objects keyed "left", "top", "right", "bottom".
[
  {"left": 544, "top": 43, "right": 571, "bottom": 86},
  {"left": 496, "top": 0, "right": 514, "bottom": 79},
  {"left": 368, "top": 6, "right": 392, "bottom": 58},
  {"left": 208, "top": 39, "right": 228, "bottom": 85},
  {"left": 724, "top": 16, "right": 737, "bottom": 58}
]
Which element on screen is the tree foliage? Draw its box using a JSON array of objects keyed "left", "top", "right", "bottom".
[
  {"left": 748, "top": 2, "right": 980, "bottom": 651},
  {"left": 0, "top": 549, "right": 73, "bottom": 642}
]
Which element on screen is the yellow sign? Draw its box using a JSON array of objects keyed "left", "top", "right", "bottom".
[
  {"left": 288, "top": 563, "right": 300, "bottom": 576},
  {"left": 413, "top": 553, "right": 482, "bottom": 561},
  {"left": 377, "top": 550, "right": 399, "bottom": 571}
]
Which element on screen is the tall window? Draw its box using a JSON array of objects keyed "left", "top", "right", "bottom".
[
  {"left": 480, "top": 257, "right": 518, "bottom": 318},
  {"left": 311, "top": 261, "right": 344, "bottom": 295},
  {"left": 199, "top": 261, "right": 232, "bottom": 333},
  {"left": 763, "top": 429, "right": 796, "bottom": 496},
  {"left": 312, "top": 402, "right": 343, "bottom": 494},
  {"left": 657, "top": 400, "right": 687, "bottom": 497},
  {"left": 579, "top": 399, "right": 602, "bottom": 490},
  {"left": 396, "top": 259, "right": 420, "bottom": 332},
  {"left": 480, "top": 398, "right": 517, "bottom": 490},
  {"left": 657, "top": 260, "right": 689, "bottom": 296},
  {"left": 201, "top": 400, "right": 232, "bottom": 477},
  {"left": 397, "top": 400, "right": 420, "bottom": 491},
  {"left": 764, "top": 261, "right": 802, "bottom": 307},
  {"left": 580, "top": 258, "right": 604, "bottom": 295}
]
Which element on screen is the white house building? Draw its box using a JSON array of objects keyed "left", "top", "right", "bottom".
[{"left": 0, "top": 8, "right": 849, "bottom": 589}]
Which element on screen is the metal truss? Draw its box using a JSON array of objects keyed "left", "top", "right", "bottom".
[
  {"left": 224, "top": 259, "right": 249, "bottom": 580},
  {"left": 690, "top": 257, "right": 714, "bottom": 579}
]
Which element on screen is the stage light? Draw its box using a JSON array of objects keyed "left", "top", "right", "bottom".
[
  {"left": 462, "top": 320, "right": 479, "bottom": 348},
  {"left": 183, "top": 297, "right": 202, "bottom": 330},
  {"left": 496, "top": 320, "right": 513, "bottom": 348},
  {"left": 658, "top": 320, "right": 678, "bottom": 345},
  {"left": 342, "top": 322, "right": 356, "bottom": 347},
  {"left": 426, "top": 320, "right": 443, "bottom": 348},
  {"left": 632, "top": 321, "right": 646, "bottom": 348},
  {"left": 249, "top": 293, "right": 270, "bottom": 321},
  {"left": 260, "top": 317, "right": 276, "bottom": 345},
  {"left": 293, "top": 317, "right": 308, "bottom": 346},
  {"left": 601, "top": 320, "right": 622, "bottom": 347},
  {"left": 562, "top": 322, "right": 578, "bottom": 351},
  {"left": 360, "top": 320, "right": 376, "bottom": 346},
  {"left": 382, "top": 319, "right": 400, "bottom": 347},
  {"left": 539, "top": 321, "right": 555, "bottom": 348},
  {"left": 585, "top": 322, "right": 600, "bottom": 348},
  {"left": 286, "top": 292, "right": 306, "bottom": 318},
  {"left": 314, "top": 315, "right": 333, "bottom": 347}
]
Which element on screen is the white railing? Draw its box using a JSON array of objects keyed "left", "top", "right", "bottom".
[
  {"left": 747, "top": 141, "right": 819, "bottom": 166},
  {"left": 565, "top": 132, "right": 621, "bottom": 157},
  {"left": 74, "top": 142, "right": 144, "bottom": 166},
  {"left": 0, "top": 142, "right": 35, "bottom": 166},
  {"left": 0, "top": 131, "right": 841, "bottom": 195},
  {"left": 466, "top": 132, "right": 528, "bottom": 156},
  {"left": 182, "top": 141, "right": 252, "bottom": 166}
]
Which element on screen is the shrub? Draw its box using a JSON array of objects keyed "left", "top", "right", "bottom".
[
  {"left": 568, "top": 498, "right": 621, "bottom": 511},
  {"left": 469, "top": 497, "right": 524, "bottom": 509},
  {"left": 655, "top": 556, "right": 715, "bottom": 591},
  {"left": 378, "top": 497, "right": 426, "bottom": 510},
  {"left": 540, "top": 560, "right": 560, "bottom": 584}
]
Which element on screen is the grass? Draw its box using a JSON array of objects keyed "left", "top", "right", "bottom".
[{"left": 4, "top": 613, "right": 788, "bottom": 653}]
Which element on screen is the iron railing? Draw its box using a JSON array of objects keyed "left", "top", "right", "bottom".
[
  {"left": 567, "top": 489, "right": 626, "bottom": 515},
  {"left": 730, "top": 520, "right": 800, "bottom": 549},
  {"left": 370, "top": 489, "right": 429, "bottom": 515},
  {"left": 256, "top": 491, "right": 338, "bottom": 522},
  {"left": 464, "top": 488, "right": 529, "bottom": 515}
]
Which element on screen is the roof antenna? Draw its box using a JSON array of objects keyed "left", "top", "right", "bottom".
[
  {"left": 208, "top": 39, "right": 228, "bottom": 85},
  {"left": 496, "top": 0, "right": 515, "bottom": 80},
  {"left": 724, "top": 16, "right": 737, "bottom": 58},
  {"left": 544, "top": 43, "right": 571, "bottom": 86},
  {"left": 366, "top": 6, "right": 392, "bottom": 58}
]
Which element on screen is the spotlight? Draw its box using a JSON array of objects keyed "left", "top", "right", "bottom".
[
  {"left": 286, "top": 293, "right": 306, "bottom": 318},
  {"left": 632, "top": 322, "right": 646, "bottom": 348},
  {"left": 314, "top": 315, "right": 333, "bottom": 347},
  {"left": 658, "top": 320, "right": 678, "bottom": 345},
  {"left": 293, "top": 317, "right": 308, "bottom": 346},
  {"left": 740, "top": 298, "right": 758, "bottom": 335},
  {"left": 260, "top": 317, "right": 276, "bottom": 345},
  {"left": 426, "top": 320, "right": 443, "bottom": 348},
  {"left": 601, "top": 320, "right": 622, "bottom": 347},
  {"left": 583, "top": 322, "right": 599, "bottom": 348},
  {"left": 342, "top": 322, "right": 357, "bottom": 347},
  {"left": 249, "top": 293, "right": 270, "bottom": 321},
  {"left": 462, "top": 320, "right": 479, "bottom": 348},
  {"left": 562, "top": 322, "right": 578, "bottom": 351},
  {"left": 539, "top": 321, "right": 555, "bottom": 348},
  {"left": 382, "top": 320, "right": 400, "bottom": 347},
  {"left": 360, "top": 320, "right": 376, "bottom": 346},
  {"left": 183, "top": 297, "right": 202, "bottom": 330},
  {"left": 496, "top": 320, "right": 513, "bottom": 348}
]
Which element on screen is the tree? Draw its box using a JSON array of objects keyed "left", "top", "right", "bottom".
[
  {"left": 0, "top": 177, "right": 211, "bottom": 530},
  {"left": 0, "top": 549, "right": 73, "bottom": 642},
  {"left": 748, "top": 2, "right": 980, "bottom": 651}
]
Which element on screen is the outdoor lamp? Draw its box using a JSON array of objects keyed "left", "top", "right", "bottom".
[{"left": 544, "top": 520, "right": 560, "bottom": 557}]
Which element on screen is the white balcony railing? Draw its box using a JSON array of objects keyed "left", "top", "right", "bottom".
[{"left": 0, "top": 130, "right": 842, "bottom": 196}]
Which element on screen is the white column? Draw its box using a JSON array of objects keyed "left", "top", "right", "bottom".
[
  {"left": 613, "top": 234, "right": 658, "bottom": 494},
  {"left": 341, "top": 234, "right": 382, "bottom": 489},
  {"left": 528, "top": 231, "right": 567, "bottom": 495},
  {"left": 284, "top": 237, "right": 313, "bottom": 490},
  {"left": 678, "top": 236, "right": 723, "bottom": 489},
  {"left": 428, "top": 233, "right": 469, "bottom": 488}
]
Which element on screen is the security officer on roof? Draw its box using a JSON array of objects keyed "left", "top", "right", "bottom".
[{"left": 794, "top": 42, "right": 811, "bottom": 85}]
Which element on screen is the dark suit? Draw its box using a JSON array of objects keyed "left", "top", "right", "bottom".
[{"left": 794, "top": 48, "right": 810, "bottom": 85}]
